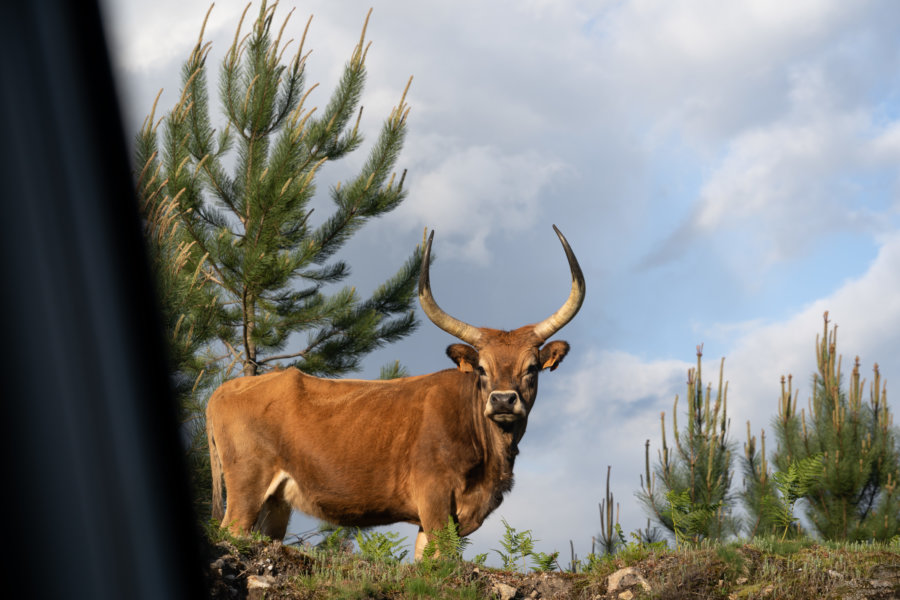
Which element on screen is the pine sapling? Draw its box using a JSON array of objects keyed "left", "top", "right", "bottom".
[
  {"left": 596, "top": 465, "right": 622, "bottom": 555},
  {"left": 638, "top": 346, "right": 736, "bottom": 542}
]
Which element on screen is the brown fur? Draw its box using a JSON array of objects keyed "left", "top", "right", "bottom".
[{"left": 206, "top": 325, "right": 570, "bottom": 553}]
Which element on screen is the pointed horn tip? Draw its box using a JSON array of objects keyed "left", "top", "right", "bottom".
[
  {"left": 421, "top": 229, "right": 435, "bottom": 259},
  {"left": 531, "top": 224, "right": 585, "bottom": 341},
  {"left": 552, "top": 224, "right": 570, "bottom": 245},
  {"left": 419, "top": 229, "right": 434, "bottom": 292}
]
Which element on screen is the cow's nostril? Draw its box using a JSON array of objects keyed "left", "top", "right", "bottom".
[{"left": 491, "top": 392, "right": 518, "bottom": 407}]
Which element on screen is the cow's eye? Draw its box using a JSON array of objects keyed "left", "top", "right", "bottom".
[
  {"left": 524, "top": 364, "right": 539, "bottom": 376},
  {"left": 476, "top": 365, "right": 487, "bottom": 377}
]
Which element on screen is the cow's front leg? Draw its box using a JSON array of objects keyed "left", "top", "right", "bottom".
[
  {"left": 414, "top": 486, "right": 455, "bottom": 561},
  {"left": 415, "top": 519, "right": 459, "bottom": 561},
  {"left": 414, "top": 527, "right": 429, "bottom": 561}
]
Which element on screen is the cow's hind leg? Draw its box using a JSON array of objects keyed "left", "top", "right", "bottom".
[
  {"left": 220, "top": 468, "right": 270, "bottom": 536},
  {"left": 249, "top": 470, "right": 299, "bottom": 540},
  {"left": 254, "top": 494, "right": 292, "bottom": 540}
]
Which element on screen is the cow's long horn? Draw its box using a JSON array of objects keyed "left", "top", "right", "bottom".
[
  {"left": 418, "top": 230, "right": 483, "bottom": 346},
  {"left": 532, "top": 225, "right": 586, "bottom": 342}
]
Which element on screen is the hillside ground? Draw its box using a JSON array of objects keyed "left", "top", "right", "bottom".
[{"left": 202, "top": 529, "right": 900, "bottom": 599}]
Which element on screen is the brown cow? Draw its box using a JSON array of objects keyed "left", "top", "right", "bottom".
[{"left": 206, "top": 225, "right": 585, "bottom": 559}]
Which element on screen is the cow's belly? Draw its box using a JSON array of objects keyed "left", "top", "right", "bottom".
[{"left": 264, "top": 469, "right": 417, "bottom": 527}]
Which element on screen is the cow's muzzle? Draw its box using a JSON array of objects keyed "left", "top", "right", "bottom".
[{"left": 485, "top": 390, "right": 527, "bottom": 422}]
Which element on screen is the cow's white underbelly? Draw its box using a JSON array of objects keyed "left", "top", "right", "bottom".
[{"left": 263, "top": 469, "right": 329, "bottom": 520}]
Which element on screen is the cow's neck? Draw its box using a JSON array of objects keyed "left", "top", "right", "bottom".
[{"left": 470, "top": 385, "right": 522, "bottom": 497}]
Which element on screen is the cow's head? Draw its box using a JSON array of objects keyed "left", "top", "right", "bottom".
[{"left": 418, "top": 225, "right": 585, "bottom": 427}]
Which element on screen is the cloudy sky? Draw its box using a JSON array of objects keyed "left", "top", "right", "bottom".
[{"left": 101, "top": 0, "right": 900, "bottom": 563}]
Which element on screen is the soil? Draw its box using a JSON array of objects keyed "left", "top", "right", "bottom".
[{"left": 202, "top": 537, "right": 900, "bottom": 599}]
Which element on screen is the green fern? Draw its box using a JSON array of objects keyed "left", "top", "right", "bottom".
[
  {"left": 770, "top": 453, "right": 824, "bottom": 541},
  {"left": 354, "top": 529, "right": 408, "bottom": 562},
  {"left": 493, "top": 518, "right": 535, "bottom": 571},
  {"left": 531, "top": 551, "right": 560, "bottom": 572},
  {"left": 666, "top": 489, "right": 722, "bottom": 547},
  {"left": 422, "top": 517, "right": 470, "bottom": 562}
]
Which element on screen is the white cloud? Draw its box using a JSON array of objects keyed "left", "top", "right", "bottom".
[
  {"left": 600, "top": 1, "right": 864, "bottom": 142},
  {"left": 643, "top": 60, "right": 900, "bottom": 273},
  {"left": 555, "top": 349, "right": 690, "bottom": 417},
  {"left": 394, "top": 134, "right": 568, "bottom": 264},
  {"left": 695, "top": 64, "right": 886, "bottom": 244},
  {"left": 723, "top": 231, "right": 900, "bottom": 440},
  {"left": 102, "top": 1, "right": 245, "bottom": 73}
]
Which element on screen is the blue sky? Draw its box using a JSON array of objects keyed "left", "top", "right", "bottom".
[{"left": 101, "top": 0, "right": 900, "bottom": 563}]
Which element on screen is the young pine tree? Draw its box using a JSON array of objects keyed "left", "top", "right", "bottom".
[
  {"left": 768, "top": 313, "right": 900, "bottom": 541},
  {"left": 135, "top": 3, "right": 422, "bottom": 516},
  {"left": 136, "top": 2, "right": 422, "bottom": 379},
  {"left": 135, "top": 167, "right": 223, "bottom": 518},
  {"left": 638, "top": 346, "right": 738, "bottom": 544},
  {"left": 595, "top": 465, "right": 622, "bottom": 555},
  {"left": 740, "top": 421, "right": 790, "bottom": 538}
]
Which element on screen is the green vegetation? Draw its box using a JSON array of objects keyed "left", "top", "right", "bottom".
[
  {"left": 595, "top": 464, "right": 623, "bottom": 555},
  {"left": 634, "top": 315, "right": 898, "bottom": 548},
  {"left": 493, "top": 518, "right": 537, "bottom": 572},
  {"left": 770, "top": 453, "right": 825, "bottom": 541},
  {"left": 134, "top": 1, "right": 422, "bottom": 518},
  {"left": 743, "top": 312, "right": 900, "bottom": 542},
  {"left": 665, "top": 488, "right": 723, "bottom": 548},
  {"left": 204, "top": 520, "right": 900, "bottom": 598},
  {"left": 421, "top": 517, "right": 473, "bottom": 565},
  {"left": 638, "top": 346, "right": 738, "bottom": 543},
  {"left": 488, "top": 518, "right": 563, "bottom": 573},
  {"left": 354, "top": 529, "right": 409, "bottom": 563},
  {"left": 139, "top": 159, "right": 223, "bottom": 518}
]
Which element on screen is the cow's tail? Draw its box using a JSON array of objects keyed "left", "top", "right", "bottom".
[{"left": 207, "top": 416, "right": 225, "bottom": 522}]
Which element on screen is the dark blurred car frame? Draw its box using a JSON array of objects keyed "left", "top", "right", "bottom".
[{"left": 1, "top": 2, "right": 204, "bottom": 597}]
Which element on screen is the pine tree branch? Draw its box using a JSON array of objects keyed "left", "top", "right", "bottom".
[
  {"left": 257, "top": 349, "right": 308, "bottom": 365},
  {"left": 178, "top": 215, "right": 242, "bottom": 298}
]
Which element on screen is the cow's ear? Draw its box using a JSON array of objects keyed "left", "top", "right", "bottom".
[
  {"left": 446, "top": 344, "right": 479, "bottom": 373},
  {"left": 539, "top": 340, "right": 570, "bottom": 371}
]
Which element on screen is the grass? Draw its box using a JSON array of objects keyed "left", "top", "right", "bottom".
[
  {"left": 274, "top": 542, "right": 484, "bottom": 599},
  {"left": 204, "top": 523, "right": 900, "bottom": 599}
]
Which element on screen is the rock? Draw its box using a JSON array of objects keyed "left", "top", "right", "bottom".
[
  {"left": 247, "top": 574, "right": 276, "bottom": 590},
  {"left": 608, "top": 567, "right": 651, "bottom": 593},
  {"left": 533, "top": 573, "right": 569, "bottom": 598},
  {"left": 246, "top": 574, "right": 277, "bottom": 600},
  {"left": 618, "top": 591, "right": 634, "bottom": 600},
  {"left": 493, "top": 581, "right": 517, "bottom": 600},
  {"left": 210, "top": 557, "right": 227, "bottom": 572}
]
